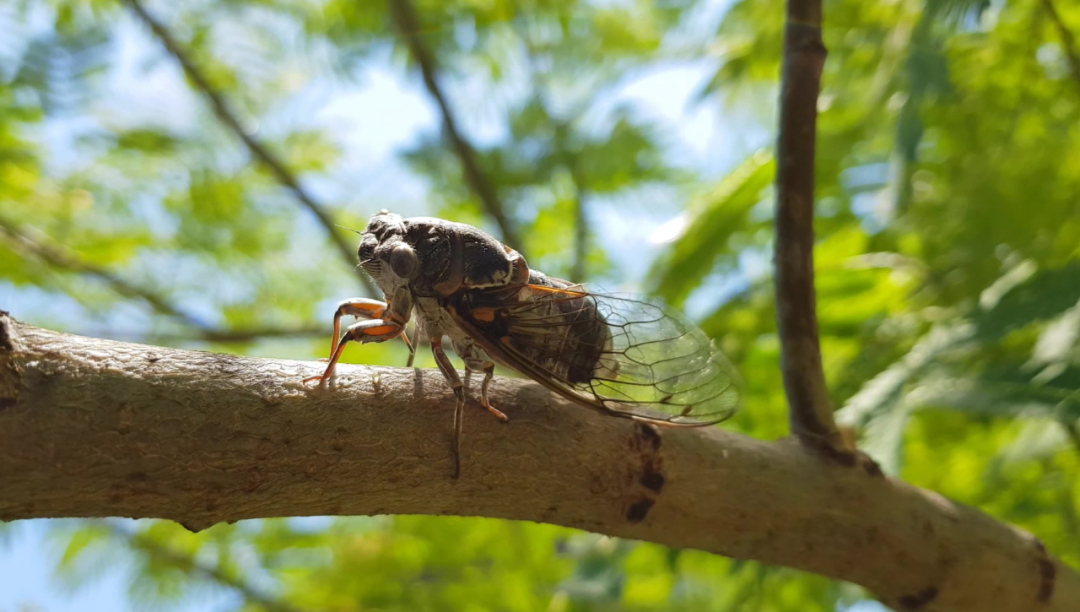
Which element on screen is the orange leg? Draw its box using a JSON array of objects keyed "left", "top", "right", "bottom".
[
  {"left": 303, "top": 318, "right": 404, "bottom": 384},
  {"left": 321, "top": 298, "right": 414, "bottom": 365},
  {"left": 479, "top": 362, "right": 507, "bottom": 422}
]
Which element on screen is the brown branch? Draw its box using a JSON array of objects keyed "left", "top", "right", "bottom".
[
  {"left": 121, "top": 0, "right": 375, "bottom": 296},
  {"left": 102, "top": 523, "right": 308, "bottom": 612},
  {"left": 1041, "top": 0, "right": 1080, "bottom": 95},
  {"left": 2, "top": 315, "right": 1079, "bottom": 612},
  {"left": 774, "top": 0, "right": 844, "bottom": 454},
  {"left": 387, "top": 0, "right": 523, "bottom": 251},
  {"left": 0, "top": 218, "right": 320, "bottom": 344}
]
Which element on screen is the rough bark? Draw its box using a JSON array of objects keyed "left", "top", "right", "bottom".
[{"left": 1, "top": 314, "right": 1077, "bottom": 612}]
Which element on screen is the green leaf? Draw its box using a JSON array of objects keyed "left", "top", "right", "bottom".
[
  {"left": 973, "top": 262, "right": 1080, "bottom": 342},
  {"left": 648, "top": 150, "right": 774, "bottom": 307}
]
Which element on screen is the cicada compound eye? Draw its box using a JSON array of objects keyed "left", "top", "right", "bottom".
[{"left": 388, "top": 242, "right": 418, "bottom": 279}]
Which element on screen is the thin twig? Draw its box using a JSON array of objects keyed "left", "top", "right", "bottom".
[
  {"left": 1061, "top": 420, "right": 1080, "bottom": 460},
  {"left": 774, "top": 0, "right": 844, "bottom": 454},
  {"left": 566, "top": 156, "right": 588, "bottom": 284},
  {"left": 1041, "top": 0, "right": 1080, "bottom": 95},
  {"left": 387, "top": 0, "right": 523, "bottom": 251},
  {"left": 121, "top": 0, "right": 375, "bottom": 295},
  {"left": 0, "top": 218, "right": 319, "bottom": 344},
  {"left": 102, "top": 523, "right": 307, "bottom": 612},
  {"left": 570, "top": 185, "right": 588, "bottom": 283}
]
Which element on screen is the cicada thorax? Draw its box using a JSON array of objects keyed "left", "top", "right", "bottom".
[
  {"left": 458, "top": 270, "right": 618, "bottom": 385},
  {"left": 402, "top": 217, "right": 525, "bottom": 298}
]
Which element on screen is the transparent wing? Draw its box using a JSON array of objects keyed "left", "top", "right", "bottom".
[{"left": 448, "top": 281, "right": 741, "bottom": 426}]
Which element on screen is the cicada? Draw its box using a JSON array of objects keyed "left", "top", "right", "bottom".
[{"left": 304, "top": 211, "right": 740, "bottom": 477}]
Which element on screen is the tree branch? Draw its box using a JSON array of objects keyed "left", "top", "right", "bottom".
[
  {"left": 102, "top": 522, "right": 308, "bottom": 612},
  {"left": 0, "top": 217, "right": 207, "bottom": 330},
  {"left": 0, "top": 218, "right": 321, "bottom": 344},
  {"left": 121, "top": 0, "right": 375, "bottom": 296},
  {"left": 774, "top": 0, "right": 843, "bottom": 453},
  {"left": 1041, "top": 0, "right": 1080, "bottom": 95},
  {"left": 2, "top": 315, "right": 1077, "bottom": 612},
  {"left": 387, "top": 0, "right": 523, "bottom": 251}
]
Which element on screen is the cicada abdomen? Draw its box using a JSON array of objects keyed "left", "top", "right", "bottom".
[{"left": 505, "top": 271, "right": 619, "bottom": 385}]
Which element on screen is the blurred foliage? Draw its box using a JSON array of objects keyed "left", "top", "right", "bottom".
[{"left": 2, "top": 0, "right": 1080, "bottom": 610}]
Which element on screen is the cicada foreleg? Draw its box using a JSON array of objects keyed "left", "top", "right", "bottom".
[
  {"left": 303, "top": 318, "right": 405, "bottom": 384},
  {"left": 320, "top": 298, "right": 416, "bottom": 366}
]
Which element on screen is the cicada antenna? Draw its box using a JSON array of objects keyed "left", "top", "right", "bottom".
[{"left": 336, "top": 224, "right": 364, "bottom": 235}]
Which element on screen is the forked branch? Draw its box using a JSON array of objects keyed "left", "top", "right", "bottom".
[{"left": 0, "top": 218, "right": 321, "bottom": 344}]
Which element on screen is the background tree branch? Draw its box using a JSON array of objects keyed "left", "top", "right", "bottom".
[
  {"left": 387, "top": 0, "right": 522, "bottom": 251},
  {"left": 774, "top": 0, "right": 843, "bottom": 453},
  {"left": 1041, "top": 0, "right": 1080, "bottom": 95},
  {"left": 2, "top": 314, "right": 1077, "bottom": 612},
  {"left": 0, "top": 218, "right": 321, "bottom": 344},
  {"left": 121, "top": 0, "right": 376, "bottom": 296},
  {"left": 102, "top": 522, "right": 307, "bottom": 612}
]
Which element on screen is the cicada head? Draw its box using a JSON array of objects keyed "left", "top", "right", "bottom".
[{"left": 358, "top": 210, "right": 419, "bottom": 296}]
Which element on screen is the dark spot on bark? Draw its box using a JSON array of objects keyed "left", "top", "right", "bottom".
[
  {"left": 860, "top": 451, "right": 883, "bottom": 477},
  {"left": 1038, "top": 558, "right": 1056, "bottom": 602},
  {"left": 897, "top": 587, "right": 939, "bottom": 610},
  {"left": 127, "top": 472, "right": 148, "bottom": 482},
  {"left": 626, "top": 498, "right": 654, "bottom": 523},
  {"left": 635, "top": 422, "right": 661, "bottom": 451},
  {"left": 331, "top": 440, "right": 345, "bottom": 451},
  {"left": 0, "top": 314, "right": 13, "bottom": 352},
  {"left": 0, "top": 397, "right": 15, "bottom": 411},
  {"left": 831, "top": 447, "right": 857, "bottom": 467},
  {"left": 801, "top": 434, "right": 858, "bottom": 466},
  {"left": 640, "top": 467, "right": 665, "bottom": 493},
  {"left": 1034, "top": 538, "right": 1055, "bottom": 602},
  {"left": 866, "top": 525, "right": 881, "bottom": 544}
]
